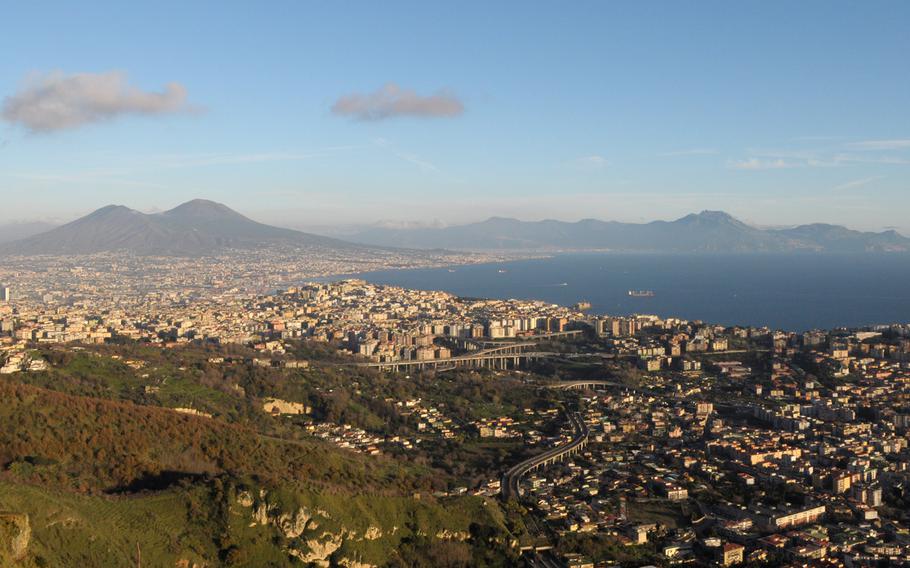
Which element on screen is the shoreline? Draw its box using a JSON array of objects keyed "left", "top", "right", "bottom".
[{"left": 311, "top": 253, "right": 910, "bottom": 333}]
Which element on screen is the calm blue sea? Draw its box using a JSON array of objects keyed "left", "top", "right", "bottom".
[{"left": 342, "top": 253, "right": 910, "bottom": 331}]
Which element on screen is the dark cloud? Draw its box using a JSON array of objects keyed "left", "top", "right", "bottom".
[
  {"left": 332, "top": 83, "right": 463, "bottom": 120},
  {"left": 2, "top": 71, "right": 196, "bottom": 133}
]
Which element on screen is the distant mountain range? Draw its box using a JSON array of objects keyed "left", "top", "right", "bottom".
[
  {"left": 4, "top": 205, "right": 907, "bottom": 256},
  {"left": 0, "top": 199, "right": 362, "bottom": 256},
  {"left": 350, "top": 211, "right": 910, "bottom": 253}
]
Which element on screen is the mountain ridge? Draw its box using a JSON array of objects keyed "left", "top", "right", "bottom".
[
  {"left": 349, "top": 210, "right": 910, "bottom": 253},
  {"left": 0, "top": 199, "right": 361, "bottom": 256},
  {"left": 5, "top": 204, "right": 908, "bottom": 255}
]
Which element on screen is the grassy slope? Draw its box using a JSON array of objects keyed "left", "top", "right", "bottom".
[
  {"left": 0, "top": 482, "right": 217, "bottom": 567},
  {"left": 0, "top": 342, "right": 535, "bottom": 565},
  {"left": 0, "top": 481, "right": 512, "bottom": 567},
  {"left": 0, "top": 380, "right": 518, "bottom": 566}
]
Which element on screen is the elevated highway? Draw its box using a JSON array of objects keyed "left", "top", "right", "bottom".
[
  {"left": 501, "top": 412, "right": 589, "bottom": 501},
  {"left": 548, "top": 379, "right": 617, "bottom": 391},
  {"left": 548, "top": 379, "right": 658, "bottom": 399},
  {"left": 355, "top": 330, "right": 586, "bottom": 372},
  {"left": 356, "top": 342, "right": 557, "bottom": 372}
]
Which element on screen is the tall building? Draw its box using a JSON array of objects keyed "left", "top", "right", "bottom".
[{"left": 0, "top": 286, "right": 10, "bottom": 303}]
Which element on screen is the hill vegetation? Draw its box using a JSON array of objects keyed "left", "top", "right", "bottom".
[
  {"left": 0, "top": 479, "right": 519, "bottom": 567},
  {"left": 0, "top": 380, "right": 431, "bottom": 495},
  {"left": 0, "top": 340, "right": 536, "bottom": 566}
]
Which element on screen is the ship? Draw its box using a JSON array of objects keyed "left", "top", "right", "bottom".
[
  {"left": 574, "top": 301, "right": 592, "bottom": 310},
  {"left": 628, "top": 290, "right": 655, "bottom": 297}
]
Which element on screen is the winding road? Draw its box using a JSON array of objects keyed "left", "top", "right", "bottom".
[{"left": 500, "top": 411, "right": 589, "bottom": 501}]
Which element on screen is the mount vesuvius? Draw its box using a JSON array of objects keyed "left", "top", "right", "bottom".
[{"left": 0, "top": 199, "right": 363, "bottom": 256}]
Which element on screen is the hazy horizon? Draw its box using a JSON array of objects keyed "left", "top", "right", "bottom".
[
  {"left": 1, "top": 2, "right": 908, "bottom": 232},
  {"left": 3, "top": 198, "right": 909, "bottom": 238}
]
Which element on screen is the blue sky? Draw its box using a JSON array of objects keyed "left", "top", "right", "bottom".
[{"left": 1, "top": 1, "right": 908, "bottom": 232}]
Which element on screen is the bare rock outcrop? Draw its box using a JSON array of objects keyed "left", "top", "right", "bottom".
[{"left": 0, "top": 513, "right": 30, "bottom": 561}]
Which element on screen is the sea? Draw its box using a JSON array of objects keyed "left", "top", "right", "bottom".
[{"left": 336, "top": 253, "right": 910, "bottom": 332}]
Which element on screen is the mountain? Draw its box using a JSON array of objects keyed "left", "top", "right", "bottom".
[
  {"left": 349, "top": 211, "right": 910, "bottom": 253},
  {"left": 0, "top": 199, "right": 360, "bottom": 256},
  {"left": 772, "top": 223, "right": 910, "bottom": 253},
  {"left": 6, "top": 205, "right": 907, "bottom": 255}
]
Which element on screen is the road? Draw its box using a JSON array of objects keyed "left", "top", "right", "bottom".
[{"left": 501, "top": 412, "right": 589, "bottom": 501}]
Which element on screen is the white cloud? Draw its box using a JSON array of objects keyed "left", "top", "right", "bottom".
[
  {"left": 395, "top": 151, "right": 439, "bottom": 172},
  {"left": 1, "top": 146, "right": 362, "bottom": 190},
  {"left": 7, "top": 171, "right": 169, "bottom": 189},
  {"left": 2, "top": 70, "right": 198, "bottom": 133},
  {"left": 332, "top": 83, "right": 464, "bottom": 120},
  {"left": 746, "top": 139, "right": 910, "bottom": 170},
  {"left": 575, "top": 155, "right": 608, "bottom": 169},
  {"left": 658, "top": 148, "right": 717, "bottom": 156},
  {"left": 831, "top": 176, "right": 884, "bottom": 191},
  {"left": 791, "top": 135, "right": 848, "bottom": 142},
  {"left": 155, "top": 151, "right": 339, "bottom": 168},
  {"left": 835, "top": 154, "right": 910, "bottom": 165},
  {"left": 847, "top": 139, "right": 910, "bottom": 151},
  {"left": 370, "top": 138, "right": 439, "bottom": 172},
  {"left": 727, "top": 158, "right": 799, "bottom": 170}
]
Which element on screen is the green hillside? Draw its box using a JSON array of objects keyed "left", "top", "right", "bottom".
[
  {"left": 0, "top": 480, "right": 518, "bottom": 567},
  {"left": 0, "top": 346, "right": 528, "bottom": 567}
]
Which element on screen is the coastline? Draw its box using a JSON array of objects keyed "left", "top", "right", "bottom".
[{"left": 313, "top": 252, "right": 910, "bottom": 332}]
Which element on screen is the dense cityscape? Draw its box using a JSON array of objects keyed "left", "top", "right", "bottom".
[{"left": 2, "top": 255, "right": 910, "bottom": 566}]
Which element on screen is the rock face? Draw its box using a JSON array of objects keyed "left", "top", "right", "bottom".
[
  {"left": 0, "top": 513, "right": 30, "bottom": 561},
  {"left": 436, "top": 529, "right": 470, "bottom": 541},
  {"left": 288, "top": 533, "right": 344, "bottom": 566},
  {"left": 363, "top": 526, "right": 383, "bottom": 540},
  {"left": 235, "top": 490, "right": 462, "bottom": 568},
  {"left": 246, "top": 498, "right": 318, "bottom": 539},
  {"left": 277, "top": 508, "right": 312, "bottom": 539},
  {"left": 239, "top": 491, "right": 345, "bottom": 565},
  {"left": 236, "top": 490, "right": 254, "bottom": 508}
]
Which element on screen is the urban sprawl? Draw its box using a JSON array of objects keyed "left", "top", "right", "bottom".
[{"left": 2, "top": 253, "right": 910, "bottom": 567}]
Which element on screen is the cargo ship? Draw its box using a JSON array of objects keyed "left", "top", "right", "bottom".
[
  {"left": 574, "top": 301, "right": 592, "bottom": 310},
  {"left": 628, "top": 290, "right": 655, "bottom": 297}
]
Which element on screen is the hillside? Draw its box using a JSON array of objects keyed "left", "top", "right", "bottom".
[
  {"left": 0, "top": 199, "right": 362, "bottom": 256},
  {"left": 0, "top": 380, "right": 428, "bottom": 495},
  {"left": 0, "top": 477, "right": 515, "bottom": 567},
  {"left": 0, "top": 382, "right": 520, "bottom": 566},
  {"left": 349, "top": 211, "right": 910, "bottom": 253},
  {"left": 772, "top": 223, "right": 910, "bottom": 252},
  {"left": 0, "top": 342, "right": 536, "bottom": 566}
]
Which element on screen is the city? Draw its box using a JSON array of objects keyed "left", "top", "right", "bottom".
[
  {"left": 2, "top": 2, "right": 909, "bottom": 566},
  {"left": 2, "top": 269, "right": 910, "bottom": 566}
]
